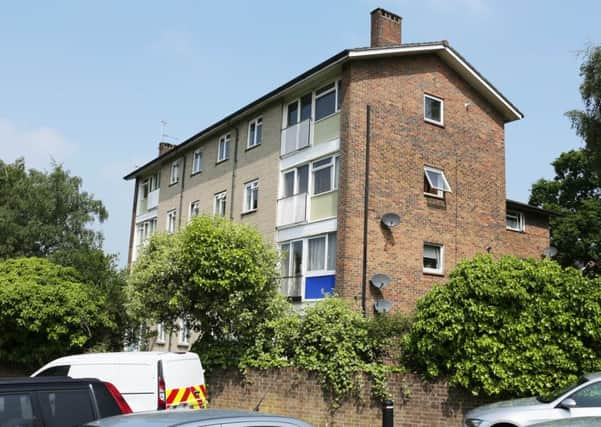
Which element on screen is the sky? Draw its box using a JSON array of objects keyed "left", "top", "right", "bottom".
[{"left": 0, "top": 0, "right": 598, "bottom": 266}]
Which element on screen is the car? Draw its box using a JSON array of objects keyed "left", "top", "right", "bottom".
[
  {"left": 0, "top": 376, "right": 131, "bottom": 427},
  {"left": 463, "top": 372, "right": 601, "bottom": 427},
  {"left": 82, "top": 408, "right": 313, "bottom": 427},
  {"left": 32, "top": 351, "right": 206, "bottom": 412},
  {"left": 530, "top": 416, "right": 601, "bottom": 426}
]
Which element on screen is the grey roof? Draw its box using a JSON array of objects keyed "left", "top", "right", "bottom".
[
  {"left": 506, "top": 199, "right": 554, "bottom": 217},
  {"left": 124, "top": 41, "right": 522, "bottom": 180}
]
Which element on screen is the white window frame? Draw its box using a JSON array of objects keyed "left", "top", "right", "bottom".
[
  {"left": 424, "top": 94, "right": 444, "bottom": 126},
  {"left": 311, "top": 155, "right": 340, "bottom": 196},
  {"left": 156, "top": 322, "right": 165, "bottom": 344},
  {"left": 247, "top": 117, "right": 263, "bottom": 148},
  {"left": 217, "top": 134, "right": 231, "bottom": 162},
  {"left": 189, "top": 200, "right": 201, "bottom": 221},
  {"left": 243, "top": 179, "right": 259, "bottom": 213},
  {"left": 169, "top": 160, "right": 180, "bottom": 185},
  {"left": 284, "top": 79, "right": 341, "bottom": 128},
  {"left": 213, "top": 191, "right": 227, "bottom": 217},
  {"left": 306, "top": 232, "right": 337, "bottom": 276},
  {"left": 191, "top": 149, "right": 203, "bottom": 174},
  {"left": 166, "top": 209, "right": 177, "bottom": 233},
  {"left": 178, "top": 320, "right": 189, "bottom": 346},
  {"left": 424, "top": 166, "right": 452, "bottom": 198},
  {"left": 506, "top": 210, "right": 525, "bottom": 232},
  {"left": 423, "top": 243, "right": 444, "bottom": 275}
]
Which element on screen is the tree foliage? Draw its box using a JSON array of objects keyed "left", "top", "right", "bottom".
[
  {"left": 404, "top": 255, "right": 601, "bottom": 398},
  {"left": 0, "top": 258, "right": 113, "bottom": 370},
  {"left": 0, "top": 158, "right": 108, "bottom": 260},
  {"left": 127, "top": 215, "right": 283, "bottom": 369},
  {"left": 241, "top": 297, "right": 410, "bottom": 406},
  {"left": 530, "top": 149, "right": 601, "bottom": 275},
  {"left": 566, "top": 46, "right": 601, "bottom": 170}
]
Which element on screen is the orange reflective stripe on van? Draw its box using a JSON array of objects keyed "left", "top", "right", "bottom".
[{"left": 166, "top": 384, "right": 208, "bottom": 409}]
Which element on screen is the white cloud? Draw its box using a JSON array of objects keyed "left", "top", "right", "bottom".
[{"left": 0, "top": 118, "right": 76, "bottom": 170}]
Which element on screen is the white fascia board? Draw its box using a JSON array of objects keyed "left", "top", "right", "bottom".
[{"left": 348, "top": 45, "right": 523, "bottom": 122}]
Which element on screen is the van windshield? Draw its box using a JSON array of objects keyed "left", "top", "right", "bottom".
[{"left": 537, "top": 377, "right": 587, "bottom": 403}]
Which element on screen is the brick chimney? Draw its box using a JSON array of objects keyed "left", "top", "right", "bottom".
[
  {"left": 158, "top": 142, "right": 175, "bottom": 156},
  {"left": 370, "top": 8, "right": 402, "bottom": 48}
]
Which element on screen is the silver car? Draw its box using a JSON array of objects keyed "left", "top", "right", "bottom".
[
  {"left": 463, "top": 372, "right": 601, "bottom": 427},
  {"left": 83, "top": 408, "right": 312, "bottom": 427},
  {"left": 530, "top": 417, "right": 601, "bottom": 426}
]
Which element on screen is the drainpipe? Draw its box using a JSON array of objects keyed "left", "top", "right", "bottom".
[
  {"left": 177, "top": 154, "right": 187, "bottom": 229},
  {"left": 361, "top": 105, "right": 372, "bottom": 317},
  {"left": 229, "top": 127, "right": 240, "bottom": 220}
]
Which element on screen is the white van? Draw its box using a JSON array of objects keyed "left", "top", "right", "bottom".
[{"left": 32, "top": 352, "right": 207, "bottom": 413}]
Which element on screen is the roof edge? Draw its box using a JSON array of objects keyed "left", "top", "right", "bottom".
[{"left": 507, "top": 199, "right": 554, "bottom": 217}]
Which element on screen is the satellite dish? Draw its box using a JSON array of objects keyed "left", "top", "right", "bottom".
[
  {"left": 543, "top": 246, "right": 558, "bottom": 258},
  {"left": 381, "top": 213, "right": 400, "bottom": 229},
  {"left": 374, "top": 299, "right": 392, "bottom": 313},
  {"left": 370, "top": 274, "right": 391, "bottom": 289}
]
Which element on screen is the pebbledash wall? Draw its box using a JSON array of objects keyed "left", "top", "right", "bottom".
[{"left": 207, "top": 368, "right": 490, "bottom": 427}]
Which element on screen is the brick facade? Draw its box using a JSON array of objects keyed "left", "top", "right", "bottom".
[
  {"left": 207, "top": 368, "right": 489, "bottom": 427},
  {"left": 337, "top": 54, "right": 549, "bottom": 313}
]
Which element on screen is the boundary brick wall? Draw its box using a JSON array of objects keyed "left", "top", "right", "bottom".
[{"left": 207, "top": 368, "right": 489, "bottom": 427}]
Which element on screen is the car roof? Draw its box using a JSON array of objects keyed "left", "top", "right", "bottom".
[
  {"left": 88, "top": 409, "right": 311, "bottom": 426},
  {"left": 0, "top": 376, "right": 101, "bottom": 386}
]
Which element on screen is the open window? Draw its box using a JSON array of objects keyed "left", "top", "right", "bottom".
[
  {"left": 424, "top": 166, "right": 452, "bottom": 198},
  {"left": 506, "top": 210, "right": 525, "bottom": 232},
  {"left": 423, "top": 243, "right": 444, "bottom": 275}
]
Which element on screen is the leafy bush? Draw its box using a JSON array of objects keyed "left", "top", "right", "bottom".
[
  {"left": 0, "top": 257, "right": 113, "bottom": 370},
  {"left": 241, "top": 297, "right": 409, "bottom": 406},
  {"left": 404, "top": 254, "right": 601, "bottom": 398}
]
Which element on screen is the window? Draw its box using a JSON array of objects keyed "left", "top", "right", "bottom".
[
  {"left": 423, "top": 243, "right": 444, "bottom": 274},
  {"left": 137, "top": 217, "right": 157, "bottom": 246},
  {"left": 243, "top": 180, "right": 259, "bottom": 213},
  {"left": 282, "top": 164, "right": 309, "bottom": 198},
  {"left": 506, "top": 211, "right": 525, "bottom": 232},
  {"left": 166, "top": 210, "right": 177, "bottom": 233},
  {"left": 189, "top": 200, "right": 200, "bottom": 220},
  {"left": 192, "top": 150, "right": 203, "bottom": 174},
  {"left": 169, "top": 160, "right": 180, "bottom": 185},
  {"left": 308, "top": 232, "right": 337, "bottom": 272},
  {"left": 286, "top": 94, "right": 312, "bottom": 127},
  {"left": 217, "top": 134, "right": 231, "bottom": 162},
  {"left": 39, "top": 389, "right": 95, "bottom": 427},
  {"left": 424, "top": 166, "right": 452, "bottom": 198},
  {"left": 214, "top": 191, "right": 227, "bottom": 216},
  {"left": 315, "top": 82, "right": 337, "bottom": 121},
  {"left": 312, "top": 156, "right": 339, "bottom": 195},
  {"left": 248, "top": 117, "right": 263, "bottom": 148},
  {"left": 178, "top": 320, "right": 189, "bottom": 346},
  {"left": 424, "top": 94, "right": 443, "bottom": 125},
  {"left": 141, "top": 172, "right": 160, "bottom": 199},
  {"left": 36, "top": 365, "right": 70, "bottom": 376},
  {"left": 156, "top": 323, "right": 165, "bottom": 344}
]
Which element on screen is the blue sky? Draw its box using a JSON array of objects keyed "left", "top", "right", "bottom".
[{"left": 0, "top": 0, "right": 598, "bottom": 266}]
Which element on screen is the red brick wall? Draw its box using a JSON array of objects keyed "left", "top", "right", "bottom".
[
  {"left": 371, "top": 9, "right": 402, "bottom": 47},
  {"left": 207, "top": 368, "right": 487, "bottom": 427},
  {"left": 337, "top": 54, "right": 547, "bottom": 313},
  {"left": 503, "top": 212, "right": 550, "bottom": 259}
]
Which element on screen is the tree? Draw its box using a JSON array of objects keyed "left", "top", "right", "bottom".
[
  {"left": 0, "top": 158, "right": 108, "bottom": 260},
  {"left": 0, "top": 257, "right": 113, "bottom": 371},
  {"left": 403, "top": 255, "right": 601, "bottom": 398},
  {"left": 530, "top": 149, "right": 601, "bottom": 275},
  {"left": 127, "top": 215, "right": 283, "bottom": 369},
  {"left": 566, "top": 46, "right": 601, "bottom": 170}
]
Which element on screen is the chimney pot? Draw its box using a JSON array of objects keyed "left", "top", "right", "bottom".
[
  {"left": 370, "top": 8, "right": 402, "bottom": 48},
  {"left": 158, "top": 142, "right": 175, "bottom": 156}
]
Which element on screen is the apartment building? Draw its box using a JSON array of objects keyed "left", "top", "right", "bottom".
[{"left": 125, "top": 9, "right": 550, "bottom": 327}]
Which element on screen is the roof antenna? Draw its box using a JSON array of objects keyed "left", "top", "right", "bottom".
[
  {"left": 160, "top": 120, "right": 168, "bottom": 142},
  {"left": 253, "top": 392, "right": 267, "bottom": 412}
]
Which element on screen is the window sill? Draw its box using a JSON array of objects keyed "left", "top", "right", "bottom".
[
  {"left": 168, "top": 181, "right": 179, "bottom": 187},
  {"left": 506, "top": 227, "right": 525, "bottom": 233},
  {"left": 246, "top": 143, "right": 261, "bottom": 152},
  {"left": 423, "top": 269, "right": 444, "bottom": 277},
  {"left": 190, "top": 171, "right": 202, "bottom": 177},
  {"left": 424, "top": 192, "right": 445, "bottom": 200},
  {"left": 424, "top": 118, "right": 445, "bottom": 128},
  {"left": 312, "top": 188, "right": 339, "bottom": 198},
  {"left": 156, "top": 340, "right": 165, "bottom": 345},
  {"left": 215, "top": 158, "right": 229, "bottom": 165},
  {"left": 241, "top": 209, "right": 257, "bottom": 217},
  {"left": 177, "top": 343, "right": 189, "bottom": 347}
]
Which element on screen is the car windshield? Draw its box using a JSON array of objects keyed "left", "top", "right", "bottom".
[{"left": 537, "top": 377, "right": 588, "bottom": 403}]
